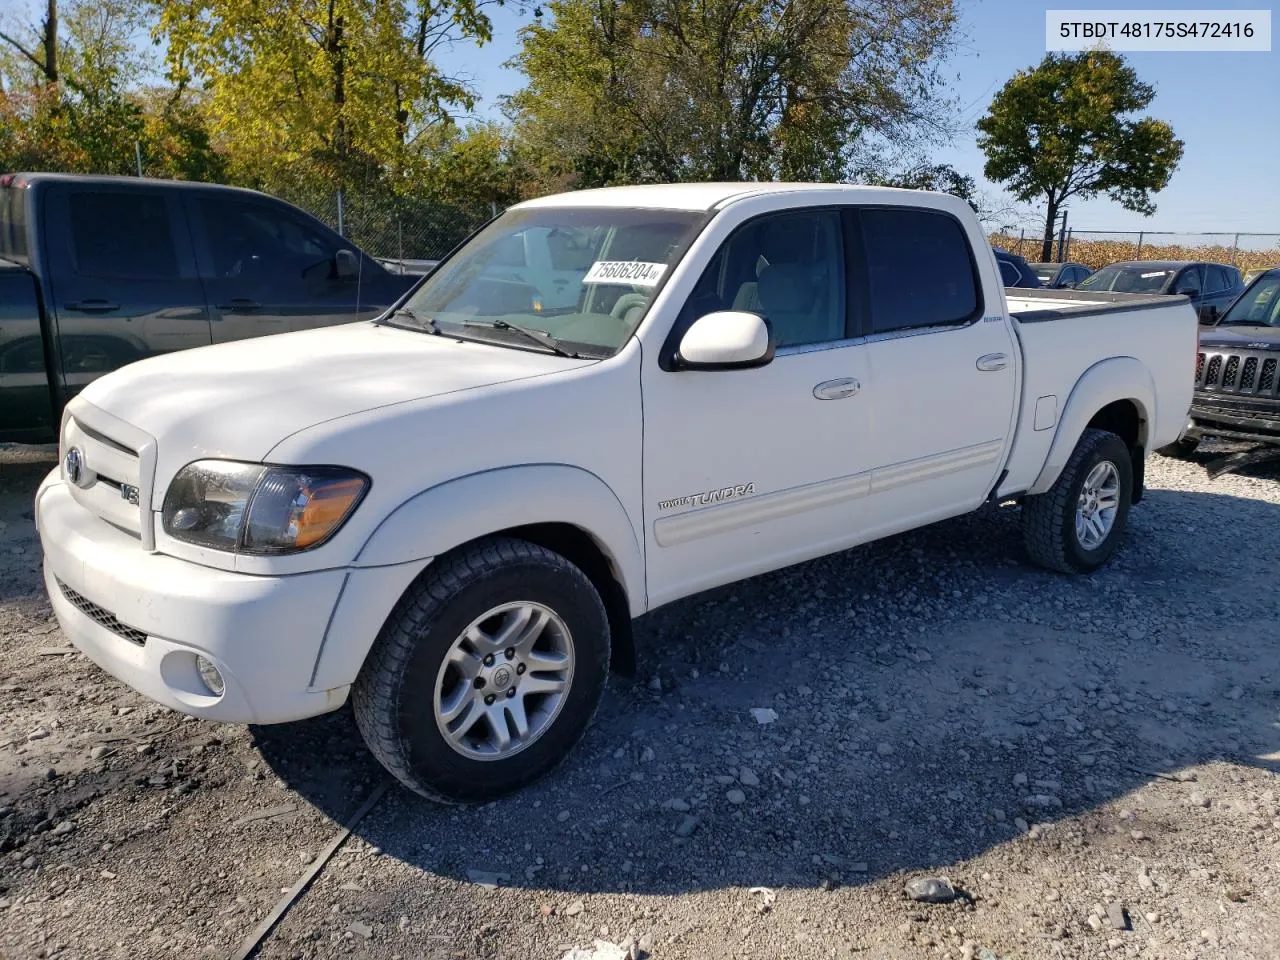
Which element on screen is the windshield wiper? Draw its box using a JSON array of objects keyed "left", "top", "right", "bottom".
[
  {"left": 385, "top": 307, "right": 440, "bottom": 334},
  {"left": 463, "top": 319, "right": 579, "bottom": 358}
]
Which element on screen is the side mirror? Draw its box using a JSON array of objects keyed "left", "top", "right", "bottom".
[
  {"left": 1175, "top": 284, "right": 1200, "bottom": 297},
  {"left": 334, "top": 248, "right": 360, "bottom": 280},
  {"left": 676, "top": 311, "right": 774, "bottom": 370}
]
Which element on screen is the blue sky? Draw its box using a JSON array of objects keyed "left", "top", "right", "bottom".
[{"left": 430, "top": 0, "right": 1279, "bottom": 236}]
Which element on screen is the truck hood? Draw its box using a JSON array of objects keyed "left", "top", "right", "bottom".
[
  {"left": 77, "top": 321, "right": 593, "bottom": 463},
  {"left": 1200, "top": 324, "right": 1280, "bottom": 350}
]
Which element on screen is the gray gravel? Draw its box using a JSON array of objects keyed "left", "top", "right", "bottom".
[{"left": 1, "top": 442, "right": 1278, "bottom": 959}]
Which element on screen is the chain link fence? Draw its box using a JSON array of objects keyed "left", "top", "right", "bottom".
[
  {"left": 278, "top": 181, "right": 500, "bottom": 267},
  {"left": 991, "top": 229, "right": 1280, "bottom": 274}
]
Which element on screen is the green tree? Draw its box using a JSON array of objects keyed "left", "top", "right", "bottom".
[
  {"left": 508, "top": 0, "right": 958, "bottom": 187},
  {"left": 976, "top": 50, "right": 1183, "bottom": 262},
  {"left": 155, "top": 0, "right": 499, "bottom": 189}
]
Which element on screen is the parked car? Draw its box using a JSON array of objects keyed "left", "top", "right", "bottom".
[
  {"left": 1029, "top": 261, "right": 1092, "bottom": 288},
  {"left": 993, "top": 247, "right": 1043, "bottom": 287},
  {"left": 0, "top": 173, "right": 417, "bottom": 443},
  {"left": 1076, "top": 260, "right": 1243, "bottom": 324},
  {"left": 1160, "top": 267, "right": 1280, "bottom": 458},
  {"left": 1243, "top": 266, "right": 1278, "bottom": 285},
  {"left": 37, "top": 182, "right": 1196, "bottom": 802}
]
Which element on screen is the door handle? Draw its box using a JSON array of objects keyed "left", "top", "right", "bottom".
[
  {"left": 813, "top": 377, "right": 860, "bottom": 400},
  {"left": 216, "top": 298, "right": 261, "bottom": 313},
  {"left": 65, "top": 299, "right": 119, "bottom": 313},
  {"left": 976, "top": 353, "right": 1009, "bottom": 372}
]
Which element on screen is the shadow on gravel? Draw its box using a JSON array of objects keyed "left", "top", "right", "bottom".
[
  {"left": 253, "top": 482, "right": 1280, "bottom": 898},
  {"left": 0, "top": 452, "right": 56, "bottom": 605}
]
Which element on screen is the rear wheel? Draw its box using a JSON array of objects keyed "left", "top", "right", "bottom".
[
  {"left": 352, "top": 537, "right": 610, "bottom": 803},
  {"left": 1156, "top": 435, "right": 1200, "bottom": 459},
  {"left": 1022, "top": 428, "right": 1133, "bottom": 574}
]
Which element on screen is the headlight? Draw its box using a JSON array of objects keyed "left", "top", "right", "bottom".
[{"left": 162, "top": 460, "right": 369, "bottom": 554}]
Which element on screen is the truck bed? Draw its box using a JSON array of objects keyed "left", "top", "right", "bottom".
[
  {"left": 1006, "top": 286, "right": 1179, "bottom": 320},
  {"left": 996, "top": 286, "right": 1199, "bottom": 498}
]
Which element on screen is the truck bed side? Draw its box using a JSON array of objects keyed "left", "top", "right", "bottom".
[{"left": 998, "top": 288, "right": 1198, "bottom": 497}]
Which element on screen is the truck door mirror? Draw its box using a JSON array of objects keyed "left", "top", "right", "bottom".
[
  {"left": 1175, "top": 282, "right": 1199, "bottom": 297},
  {"left": 675, "top": 311, "right": 774, "bottom": 370},
  {"left": 334, "top": 249, "right": 360, "bottom": 280}
]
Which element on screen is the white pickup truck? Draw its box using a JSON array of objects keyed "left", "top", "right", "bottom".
[{"left": 36, "top": 183, "right": 1197, "bottom": 802}]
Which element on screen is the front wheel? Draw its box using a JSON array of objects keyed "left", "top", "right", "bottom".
[
  {"left": 1022, "top": 428, "right": 1133, "bottom": 574},
  {"left": 352, "top": 537, "right": 610, "bottom": 803}
]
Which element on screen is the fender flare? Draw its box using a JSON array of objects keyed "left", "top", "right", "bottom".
[
  {"left": 1027, "top": 357, "right": 1155, "bottom": 495},
  {"left": 354, "top": 463, "right": 647, "bottom": 615}
]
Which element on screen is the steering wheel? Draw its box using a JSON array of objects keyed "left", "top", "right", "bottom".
[{"left": 609, "top": 292, "right": 650, "bottom": 322}]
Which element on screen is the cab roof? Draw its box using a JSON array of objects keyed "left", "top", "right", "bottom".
[{"left": 512, "top": 181, "right": 927, "bottom": 212}]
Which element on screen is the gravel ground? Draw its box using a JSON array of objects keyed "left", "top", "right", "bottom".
[{"left": 1, "top": 443, "right": 1278, "bottom": 960}]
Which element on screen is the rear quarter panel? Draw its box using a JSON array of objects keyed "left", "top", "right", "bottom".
[
  {"left": 1000, "top": 298, "right": 1198, "bottom": 494},
  {"left": 0, "top": 265, "right": 55, "bottom": 441}
]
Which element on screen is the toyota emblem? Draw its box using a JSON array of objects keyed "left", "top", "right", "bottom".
[{"left": 64, "top": 447, "right": 84, "bottom": 485}]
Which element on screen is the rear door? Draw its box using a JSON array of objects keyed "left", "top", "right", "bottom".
[
  {"left": 44, "top": 184, "right": 211, "bottom": 398},
  {"left": 189, "top": 193, "right": 378, "bottom": 342},
  {"left": 857, "top": 206, "right": 1018, "bottom": 532}
]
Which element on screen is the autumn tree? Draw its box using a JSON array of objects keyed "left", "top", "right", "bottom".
[
  {"left": 507, "top": 0, "right": 959, "bottom": 187},
  {"left": 976, "top": 50, "right": 1183, "bottom": 262},
  {"left": 155, "top": 0, "right": 501, "bottom": 190}
]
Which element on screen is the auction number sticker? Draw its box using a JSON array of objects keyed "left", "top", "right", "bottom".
[
  {"left": 583, "top": 260, "right": 667, "bottom": 286},
  {"left": 1046, "top": 9, "right": 1271, "bottom": 51}
]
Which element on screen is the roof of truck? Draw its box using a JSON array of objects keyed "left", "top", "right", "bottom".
[
  {"left": 513, "top": 181, "right": 927, "bottom": 212},
  {"left": 0, "top": 172, "right": 274, "bottom": 200}
]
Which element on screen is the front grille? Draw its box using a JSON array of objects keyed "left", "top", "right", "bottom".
[
  {"left": 55, "top": 578, "right": 147, "bottom": 646},
  {"left": 1198, "top": 349, "right": 1280, "bottom": 398}
]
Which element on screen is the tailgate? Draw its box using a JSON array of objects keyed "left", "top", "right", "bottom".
[{"left": 0, "top": 262, "right": 54, "bottom": 439}]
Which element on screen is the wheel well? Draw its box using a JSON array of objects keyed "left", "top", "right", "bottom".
[
  {"left": 1086, "top": 399, "right": 1146, "bottom": 502},
  {"left": 479, "top": 522, "right": 637, "bottom": 677}
]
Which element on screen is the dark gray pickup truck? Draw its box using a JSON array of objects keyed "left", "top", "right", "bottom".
[{"left": 0, "top": 173, "right": 416, "bottom": 443}]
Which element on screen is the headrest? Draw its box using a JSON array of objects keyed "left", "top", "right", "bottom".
[{"left": 758, "top": 263, "right": 816, "bottom": 315}]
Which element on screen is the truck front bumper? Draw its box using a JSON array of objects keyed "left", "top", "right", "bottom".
[
  {"left": 1187, "top": 399, "right": 1280, "bottom": 446},
  {"left": 37, "top": 474, "right": 350, "bottom": 724}
]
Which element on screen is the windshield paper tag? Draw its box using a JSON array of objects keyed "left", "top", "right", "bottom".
[{"left": 583, "top": 260, "right": 666, "bottom": 286}]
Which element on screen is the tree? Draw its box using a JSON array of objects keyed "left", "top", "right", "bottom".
[
  {"left": 155, "top": 0, "right": 500, "bottom": 189},
  {"left": 507, "top": 0, "right": 959, "bottom": 187},
  {"left": 0, "top": 0, "right": 59, "bottom": 86},
  {"left": 976, "top": 50, "right": 1183, "bottom": 262}
]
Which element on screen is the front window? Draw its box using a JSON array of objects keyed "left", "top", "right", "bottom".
[
  {"left": 1219, "top": 273, "right": 1280, "bottom": 327},
  {"left": 390, "top": 207, "right": 705, "bottom": 357},
  {"left": 1077, "top": 265, "right": 1175, "bottom": 294}
]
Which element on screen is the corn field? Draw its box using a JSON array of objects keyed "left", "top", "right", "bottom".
[{"left": 988, "top": 234, "right": 1280, "bottom": 273}]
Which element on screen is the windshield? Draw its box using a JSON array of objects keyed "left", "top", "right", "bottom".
[
  {"left": 1219, "top": 273, "right": 1280, "bottom": 327},
  {"left": 1077, "top": 265, "right": 1175, "bottom": 293},
  {"left": 1031, "top": 265, "right": 1057, "bottom": 282},
  {"left": 390, "top": 207, "right": 705, "bottom": 357}
]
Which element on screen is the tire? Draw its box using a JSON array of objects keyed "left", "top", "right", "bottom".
[
  {"left": 352, "top": 537, "right": 610, "bottom": 803},
  {"left": 1022, "top": 428, "right": 1133, "bottom": 575},
  {"left": 1156, "top": 435, "right": 1200, "bottom": 459}
]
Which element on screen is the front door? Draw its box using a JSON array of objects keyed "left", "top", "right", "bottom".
[
  {"left": 44, "top": 185, "right": 211, "bottom": 399},
  {"left": 640, "top": 208, "right": 875, "bottom": 608},
  {"left": 190, "top": 194, "right": 374, "bottom": 342},
  {"left": 856, "top": 206, "right": 1018, "bottom": 533}
]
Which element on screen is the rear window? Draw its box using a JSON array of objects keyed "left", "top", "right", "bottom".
[
  {"left": 1078, "top": 265, "right": 1174, "bottom": 294},
  {"left": 0, "top": 186, "right": 28, "bottom": 263},
  {"left": 69, "top": 191, "right": 179, "bottom": 280},
  {"left": 861, "top": 208, "right": 980, "bottom": 333}
]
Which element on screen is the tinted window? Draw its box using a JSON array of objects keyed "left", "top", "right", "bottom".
[
  {"left": 69, "top": 192, "right": 179, "bottom": 280},
  {"left": 0, "top": 187, "right": 28, "bottom": 263},
  {"left": 199, "top": 198, "right": 337, "bottom": 279},
  {"left": 1175, "top": 266, "right": 1203, "bottom": 293},
  {"left": 1205, "top": 266, "right": 1230, "bottom": 293},
  {"left": 863, "top": 209, "right": 978, "bottom": 332},
  {"left": 998, "top": 261, "right": 1021, "bottom": 286}
]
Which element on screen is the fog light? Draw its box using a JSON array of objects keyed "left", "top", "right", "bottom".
[{"left": 196, "top": 656, "right": 225, "bottom": 697}]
